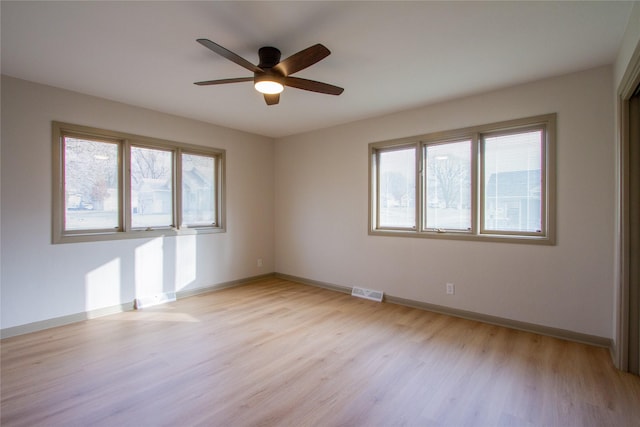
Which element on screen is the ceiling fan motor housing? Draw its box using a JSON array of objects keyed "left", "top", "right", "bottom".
[
  {"left": 255, "top": 46, "right": 285, "bottom": 86},
  {"left": 258, "top": 47, "right": 282, "bottom": 69}
]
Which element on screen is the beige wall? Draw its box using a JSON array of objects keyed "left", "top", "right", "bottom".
[
  {"left": 275, "top": 66, "right": 615, "bottom": 338},
  {"left": 1, "top": 76, "right": 275, "bottom": 330},
  {"left": 0, "top": 65, "right": 620, "bottom": 340}
]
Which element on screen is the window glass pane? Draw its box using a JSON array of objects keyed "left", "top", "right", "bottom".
[
  {"left": 425, "top": 140, "right": 472, "bottom": 231},
  {"left": 378, "top": 148, "right": 415, "bottom": 228},
  {"left": 131, "top": 146, "right": 173, "bottom": 228},
  {"left": 182, "top": 153, "right": 216, "bottom": 226},
  {"left": 483, "top": 130, "right": 543, "bottom": 232},
  {"left": 64, "top": 137, "right": 119, "bottom": 230}
]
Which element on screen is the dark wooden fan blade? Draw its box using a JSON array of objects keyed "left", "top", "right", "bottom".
[
  {"left": 273, "top": 44, "right": 330, "bottom": 76},
  {"left": 197, "top": 39, "right": 263, "bottom": 73},
  {"left": 283, "top": 76, "right": 344, "bottom": 95},
  {"left": 264, "top": 93, "right": 280, "bottom": 105},
  {"left": 194, "top": 77, "right": 254, "bottom": 86}
]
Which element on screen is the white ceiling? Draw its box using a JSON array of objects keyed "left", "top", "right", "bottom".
[{"left": 1, "top": 1, "right": 633, "bottom": 138}]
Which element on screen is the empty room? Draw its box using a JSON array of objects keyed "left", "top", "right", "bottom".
[{"left": 2, "top": 1, "right": 640, "bottom": 426}]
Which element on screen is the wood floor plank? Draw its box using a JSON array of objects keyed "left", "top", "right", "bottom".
[{"left": 2, "top": 278, "right": 639, "bottom": 426}]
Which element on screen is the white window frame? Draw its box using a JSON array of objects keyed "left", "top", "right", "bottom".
[
  {"left": 52, "top": 122, "right": 225, "bottom": 244},
  {"left": 369, "top": 114, "right": 556, "bottom": 245}
]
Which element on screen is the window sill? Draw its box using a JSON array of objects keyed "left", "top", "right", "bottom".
[
  {"left": 368, "top": 229, "right": 555, "bottom": 245},
  {"left": 53, "top": 226, "right": 225, "bottom": 244}
]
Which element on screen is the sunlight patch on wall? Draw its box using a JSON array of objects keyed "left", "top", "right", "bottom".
[
  {"left": 135, "top": 237, "right": 165, "bottom": 299},
  {"left": 85, "top": 258, "right": 121, "bottom": 311},
  {"left": 175, "top": 234, "right": 197, "bottom": 291}
]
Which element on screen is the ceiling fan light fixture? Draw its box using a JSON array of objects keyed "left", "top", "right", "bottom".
[
  {"left": 195, "top": 39, "right": 343, "bottom": 105},
  {"left": 254, "top": 80, "right": 284, "bottom": 95}
]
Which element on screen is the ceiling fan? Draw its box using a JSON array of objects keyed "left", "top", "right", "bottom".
[{"left": 194, "top": 39, "right": 344, "bottom": 105}]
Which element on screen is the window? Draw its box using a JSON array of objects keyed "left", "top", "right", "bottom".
[
  {"left": 378, "top": 146, "right": 416, "bottom": 229},
  {"left": 53, "top": 122, "right": 225, "bottom": 243},
  {"left": 424, "top": 139, "right": 472, "bottom": 232},
  {"left": 63, "top": 135, "right": 120, "bottom": 231},
  {"left": 369, "top": 114, "right": 555, "bottom": 244},
  {"left": 181, "top": 152, "right": 217, "bottom": 227},
  {"left": 130, "top": 145, "right": 174, "bottom": 229},
  {"left": 482, "top": 129, "right": 544, "bottom": 234}
]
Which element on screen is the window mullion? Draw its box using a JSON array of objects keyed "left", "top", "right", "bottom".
[
  {"left": 471, "top": 137, "right": 480, "bottom": 234},
  {"left": 416, "top": 143, "right": 421, "bottom": 231},
  {"left": 122, "top": 139, "right": 132, "bottom": 232},
  {"left": 175, "top": 147, "right": 182, "bottom": 230},
  {"left": 417, "top": 142, "right": 424, "bottom": 232},
  {"left": 479, "top": 132, "right": 487, "bottom": 236},
  {"left": 540, "top": 125, "right": 549, "bottom": 236}
]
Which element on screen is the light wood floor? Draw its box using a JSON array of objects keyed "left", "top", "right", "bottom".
[{"left": 2, "top": 278, "right": 639, "bottom": 427}]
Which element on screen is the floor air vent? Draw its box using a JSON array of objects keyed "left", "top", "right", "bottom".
[{"left": 351, "top": 287, "right": 384, "bottom": 302}]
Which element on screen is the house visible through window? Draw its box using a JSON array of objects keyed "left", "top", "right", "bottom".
[
  {"left": 182, "top": 152, "right": 217, "bottom": 227},
  {"left": 482, "top": 130, "right": 543, "bottom": 234},
  {"left": 53, "top": 122, "right": 225, "bottom": 243},
  {"left": 130, "top": 145, "right": 174, "bottom": 229},
  {"left": 369, "top": 114, "right": 555, "bottom": 244}
]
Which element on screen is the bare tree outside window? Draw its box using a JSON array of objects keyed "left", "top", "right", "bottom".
[
  {"left": 425, "top": 141, "right": 471, "bottom": 231},
  {"left": 64, "top": 137, "right": 119, "bottom": 230}
]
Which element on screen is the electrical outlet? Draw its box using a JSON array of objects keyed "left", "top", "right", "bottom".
[
  {"left": 257, "top": 258, "right": 263, "bottom": 267},
  {"left": 446, "top": 283, "right": 455, "bottom": 295}
]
